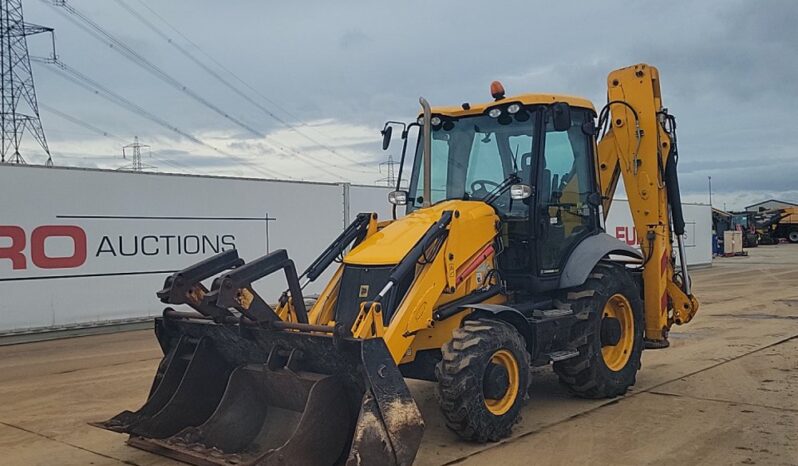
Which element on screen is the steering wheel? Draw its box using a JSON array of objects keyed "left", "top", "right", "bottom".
[{"left": 470, "top": 179, "right": 500, "bottom": 198}]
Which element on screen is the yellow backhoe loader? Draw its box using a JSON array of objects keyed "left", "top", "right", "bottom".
[{"left": 94, "top": 63, "right": 699, "bottom": 465}]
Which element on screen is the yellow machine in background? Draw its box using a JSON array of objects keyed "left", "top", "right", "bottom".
[
  {"left": 757, "top": 207, "right": 798, "bottom": 244},
  {"left": 95, "top": 64, "right": 698, "bottom": 465}
]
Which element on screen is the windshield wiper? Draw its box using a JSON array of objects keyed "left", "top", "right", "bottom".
[{"left": 483, "top": 173, "right": 520, "bottom": 204}]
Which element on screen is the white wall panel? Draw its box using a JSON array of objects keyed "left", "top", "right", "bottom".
[
  {"left": 0, "top": 166, "right": 352, "bottom": 333},
  {"left": 605, "top": 199, "right": 712, "bottom": 266},
  {"left": 348, "top": 184, "right": 393, "bottom": 222},
  {"left": 0, "top": 165, "right": 710, "bottom": 334}
]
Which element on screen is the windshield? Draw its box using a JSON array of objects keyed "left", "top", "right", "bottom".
[{"left": 407, "top": 107, "right": 539, "bottom": 217}]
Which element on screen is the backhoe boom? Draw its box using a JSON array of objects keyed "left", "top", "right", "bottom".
[{"left": 597, "top": 64, "right": 699, "bottom": 344}]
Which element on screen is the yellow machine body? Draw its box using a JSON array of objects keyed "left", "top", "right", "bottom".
[
  {"left": 95, "top": 64, "right": 699, "bottom": 465},
  {"left": 308, "top": 200, "right": 503, "bottom": 363}
]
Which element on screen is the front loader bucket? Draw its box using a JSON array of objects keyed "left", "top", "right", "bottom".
[
  {"left": 94, "top": 316, "right": 424, "bottom": 466},
  {"left": 91, "top": 335, "right": 234, "bottom": 438}
]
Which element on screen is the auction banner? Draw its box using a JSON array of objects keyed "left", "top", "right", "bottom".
[{"left": 0, "top": 165, "right": 381, "bottom": 333}]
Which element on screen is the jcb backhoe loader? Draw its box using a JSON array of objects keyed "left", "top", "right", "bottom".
[{"left": 94, "top": 63, "right": 699, "bottom": 465}]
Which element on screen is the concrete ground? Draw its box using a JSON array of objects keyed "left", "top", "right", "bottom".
[{"left": 1, "top": 245, "right": 797, "bottom": 466}]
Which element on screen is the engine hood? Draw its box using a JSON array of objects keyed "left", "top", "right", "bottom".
[{"left": 344, "top": 200, "right": 496, "bottom": 266}]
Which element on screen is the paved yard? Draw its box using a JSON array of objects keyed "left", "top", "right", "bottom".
[{"left": 1, "top": 246, "right": 797, "bottom": 465}]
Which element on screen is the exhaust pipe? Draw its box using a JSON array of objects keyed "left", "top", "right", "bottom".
[{"left": 419, "top": 97, "right": 432, "bottom": 208}]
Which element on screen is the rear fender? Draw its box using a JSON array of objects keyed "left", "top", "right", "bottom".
[{"left": 559, "top": 232, "right": 643, "bottom": 289}]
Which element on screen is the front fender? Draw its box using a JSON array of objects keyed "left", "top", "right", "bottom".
[{"left": 467, "top": 303, "right": 534, "bottom": 351}]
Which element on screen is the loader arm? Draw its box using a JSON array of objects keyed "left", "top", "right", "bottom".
[{"left": 596, "top": 64, "right": 699, "bottom": 344}]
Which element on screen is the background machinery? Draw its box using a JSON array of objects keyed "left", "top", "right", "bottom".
[
  {"left": 94, "top": 63, "right": 698, "bottom": 465},
  {"left": 731, "top": 211, "right": 760, "bottom": 248},
  {"left": 755, "top": 207, "right": 798, "bottom": 244}
]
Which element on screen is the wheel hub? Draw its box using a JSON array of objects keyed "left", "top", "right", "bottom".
[
  {"left": 600, "top": 316, "right": 622, "bottom": 346},
  {"left": 482, "top": 349, "right": 520, "bottom": 416},
  {"left": 483, "top": 363, "right": 510, "bottom": 399},
  {"left": 600, "top": 294, "right": 635, "bottom": 372}
]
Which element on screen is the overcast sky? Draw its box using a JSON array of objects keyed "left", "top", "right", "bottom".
[{"left": 15, "top": 0, "right": 798, "bottom": 210}]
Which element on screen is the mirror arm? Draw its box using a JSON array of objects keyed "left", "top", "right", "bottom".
[{"left": 392, "top": 122, "right": 419, "bottom": 220}]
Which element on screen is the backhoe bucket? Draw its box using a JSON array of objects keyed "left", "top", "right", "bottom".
[{"left": 93, "top": 316, "right": 424, "bottom": 466}]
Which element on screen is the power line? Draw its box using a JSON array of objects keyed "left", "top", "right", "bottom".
[
  {"left": 43, "top": 0, "right": 364, "bottom": 181},
  {"left": 41, "top": 0, "right": 373, "bottom": 182},
  {"left": 34, "top": 58, "right": 217, "bottom": 150},
  {"left": 94, "top": 1, "right": 361, "bottom": 180},
  {"left": 125, "top": 0, "right": 373, "bottom": 172},
  {"left": 44, "top": 0, "right": 266, "bottom": 139},
  {"left": 37, "top": 58, "right": 344, "bottom": 180},
  {"left": 135, "top": 0, "right": 316, "bottom": 130},
  {"left": 39, "top": 103, "right": 175, "bottom": 170},
  {"left": 35, "top": 105, "right": 202, "bottom": 173},
  {"left": 39, "top": 102, "right": 125, "bottom": 142},
  {"left": 32, "top": 57, "right": 292, "bottom": 179}
]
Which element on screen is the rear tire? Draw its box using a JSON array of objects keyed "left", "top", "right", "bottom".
[
  {"left": 435, "top": 318, "right": 530, "bottom": 442},
  {"left": 788, "top": 230, "right": 798, "bottom": 244},
  {"left": 554, "top": 262, "right": 644, "bottom": 398}
]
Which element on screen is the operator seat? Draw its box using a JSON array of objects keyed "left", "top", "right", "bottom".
[{"left": 520, "top": 152, "right": 551, "bottom": 205}]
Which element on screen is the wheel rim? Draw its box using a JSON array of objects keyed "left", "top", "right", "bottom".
[
  {"left": 483, "top": 349, "right": 519, "bottom": 415},
  {"left": 601, "top": 294, "right": 635, "bottom": 372}
]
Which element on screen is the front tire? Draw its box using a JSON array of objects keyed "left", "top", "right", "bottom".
[
  {"left": 435, "top": 318, "right": 530, "bottom": 442},
  {"left": 554, "top": 262, "right": 644, "bottom": 398}
]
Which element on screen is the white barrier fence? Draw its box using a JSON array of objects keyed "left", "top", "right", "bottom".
[
  {"left": 0, "top": 165, "right": 710, "bottom": 334},
  {"left": 0, "top": 165, "right": 393, "bottom": 334},
  {"left": 605, "top": 199, "right": 712, "bottom": 267}
]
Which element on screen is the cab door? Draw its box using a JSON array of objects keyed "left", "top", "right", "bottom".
[{"left": 535, "top": 108, "right": 599, "bottom": 275}]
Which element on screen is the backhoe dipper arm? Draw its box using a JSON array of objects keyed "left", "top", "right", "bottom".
[{"left": 596, "top": 64, "right": 699, "bottom": 344}]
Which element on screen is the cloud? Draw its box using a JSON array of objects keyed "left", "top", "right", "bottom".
[
  {"left": 12, "top": 0, "right": 797, "bottom": 210},
  {"left": 338, "top": 29, "right": 371, "bottom": 49}
]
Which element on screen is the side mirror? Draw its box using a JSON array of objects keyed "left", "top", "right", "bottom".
[
  {"left": 381, "top": 126, "right": 393, "bottom": 150},
  {"left": 587, "top": 192, "right": 602, "bottom": 206},
  {"left": 510, "top": 184, "right": 533, "bottom": 200},
  {"left": 551, "top": 102, "right": 571, "bottom": 132},
  {"left": 388, "top": 190, "right": 408, "bottom": 205}
]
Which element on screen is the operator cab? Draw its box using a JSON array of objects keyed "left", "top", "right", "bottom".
[{"left": 383, "top": 87, "right": 601, "bottom": 292}]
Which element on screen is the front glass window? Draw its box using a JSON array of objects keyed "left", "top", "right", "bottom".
[{"left": 408, "top": 108, "right": 539, "bottom": 217}]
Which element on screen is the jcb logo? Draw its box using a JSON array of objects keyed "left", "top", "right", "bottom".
[{"left": 0, "top": 225, "right": 87, "bottom": 270}]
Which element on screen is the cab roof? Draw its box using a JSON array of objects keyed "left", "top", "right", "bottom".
[{"left": 428, "top": 93, "right": 596, "bottom": 118}]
